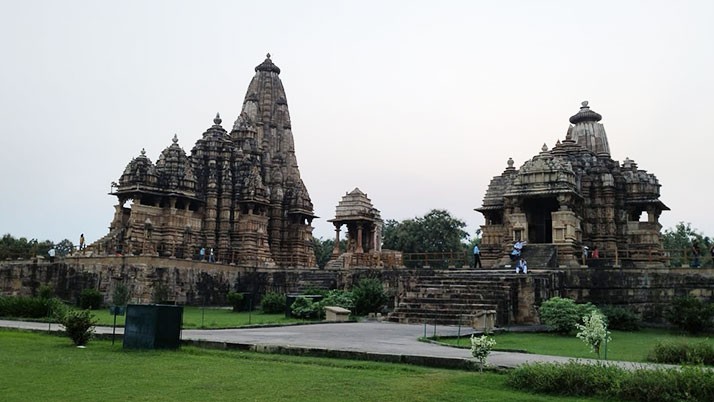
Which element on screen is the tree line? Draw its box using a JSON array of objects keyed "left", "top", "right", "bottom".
[{"left": 0, "top": 234, "right": 74, "bottom": 261}]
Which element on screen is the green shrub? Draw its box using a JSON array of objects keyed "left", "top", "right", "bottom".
[
  {"left": 600, "top": 305, "right": 641, "bottom": 331},
  {"left": 351, "top": 278, "right": 387, "bottom": 316},
  {"left": 112, "top": 284, "right": 130, "bottom": 306},
  {"left": 227, "top": 291, "right": 244, "bottom": 312},
  {"left": 648, "top": 340, "right": 714, "bottom": 365},
  {"left": 317, "top": 290, "right": 354, "bottom": 311},
  {"left": 507, "top": 361, "right": 623, "bottom": 396},
  {"left": 260, "top": 292, "right": 285, "bottom": 314},
  {"left": 38, "top": 284, "right": 54, "bottom": 300},
  {"left": 665, "top": 296, "right": 714, "bottom": 334},
  {"left": 79, "top": 288, "right": 104, "bottom": 309},
  {"left": 0, "top": 296, "right": 53, "bottom": 318},
  {"left": 538, "top": 297, "right": 597, "bottom": 334},
  {"left": 290, "top": 296, "right": 320, "bottom": 319},
  {"left": 61, "top": 309, "right": 97, "bottom": 346},
  {"left": 508, "top": 361, "right": 714, "bottom": 402}
]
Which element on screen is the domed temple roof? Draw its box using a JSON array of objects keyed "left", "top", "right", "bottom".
[
  {"left": 117, "top": 148, "right": 158, "bottom": 189},
  {"left": 330, "top": 188, "right": 382, "bottom": 223},
  {"left": 155, "top": 134, "right": 196, "bottom": 193}
]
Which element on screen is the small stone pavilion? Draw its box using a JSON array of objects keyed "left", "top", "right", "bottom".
[
  {"left": 98, "top": 55, "right": 316, "bottom": 267},
  {"left": 476, "top": 101, "right": 669, "bottom": 268},
  {"left": 326, "top": 188, "right": 401, "bottom": 268}
]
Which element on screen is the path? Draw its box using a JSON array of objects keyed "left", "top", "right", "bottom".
[{"left": 0, "top": 319, "right": 674, "bottom": 370}]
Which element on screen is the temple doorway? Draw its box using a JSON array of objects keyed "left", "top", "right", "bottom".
[{"left": 524, "top": 197, "right": 559, "bottom": 243}]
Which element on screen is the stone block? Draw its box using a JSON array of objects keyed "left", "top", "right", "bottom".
[{"left": 325, "top": 306, "right": 351, "bottom": 322}]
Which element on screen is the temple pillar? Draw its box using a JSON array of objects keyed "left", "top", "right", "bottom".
[
  {"left": 332, "top": 223, "right": 342, "bottom": 257},
  {"left": 356, "top": 223, "right": 364, "bottom": 254}
]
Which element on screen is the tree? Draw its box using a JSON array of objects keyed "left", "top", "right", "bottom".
[
  {"left": 55, "top": 239, "right": 75, "bottom": 257},
  {"left": 382, "top": 209, "right": 469, "bottom": 253},
  {"left": 0, "top": 234, "right": 54, "bottom": 260},
  {"left": 662, "top": 222, "right": 712, "bottom": 267}
]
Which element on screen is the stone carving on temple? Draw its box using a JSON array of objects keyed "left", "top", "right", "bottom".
[
  {"left": 476, "top": 101, "right": 669, "bottom": 268},
  {"left": 98, "top": 55, "right": 316, "bottom": 267}
]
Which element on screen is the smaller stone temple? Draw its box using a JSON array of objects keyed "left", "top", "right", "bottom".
[
  {"left": 476, "top": 101, "right": 669, "bottom": 268},
  {"left": 325, "top": 188, "right": 401, "bottom": 268}
]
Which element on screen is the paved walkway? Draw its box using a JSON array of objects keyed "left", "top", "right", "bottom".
[{"left": 0, "top": 319, "right": 674, "bottom": 370}]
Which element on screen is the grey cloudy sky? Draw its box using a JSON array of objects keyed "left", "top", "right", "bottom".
[{"left": 1, "top": 0, "right": 713, "bottom": 245}]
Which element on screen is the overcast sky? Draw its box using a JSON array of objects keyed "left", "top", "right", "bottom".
[{"left": 1, "top": 0, "right": 713, "bottom": 245}]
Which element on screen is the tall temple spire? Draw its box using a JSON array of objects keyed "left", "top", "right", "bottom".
[{"left": 566, "top": 100, "right": 610, "bottom": 155}]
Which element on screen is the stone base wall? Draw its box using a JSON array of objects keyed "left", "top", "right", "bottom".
[
  {"left": 562, "top": 267, "right": 714, "bottom": 323},
  {"left": 2, "top": 257, "right": 713, "bottom": 325},
  {"left": 0, "top": 256, "right": 402, "bottom": 308}
]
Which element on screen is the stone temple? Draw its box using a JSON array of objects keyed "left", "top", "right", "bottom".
[
  {"left": 99, "top": 54, "right": 316, "bottom": 267},
  {"left": 477, "top": 101, "right": 669, "bottom": 268}
]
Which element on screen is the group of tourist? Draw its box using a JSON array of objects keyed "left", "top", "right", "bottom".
[
  {"left": 198, "top": 247, "right": 216, "bottom": 263},
  {"left": 472, "top": 241, "right": 528, "bottom": 273}
]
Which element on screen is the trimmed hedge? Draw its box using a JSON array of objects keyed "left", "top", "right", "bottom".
[
  {"left": 648, "top": 340, "right": 714, "bottom": 365},
  {"left": 0, "top": 296, "right": 53, "bottom": 318},
  {"left": 507, "top": 361, "right": 714, "bottom": 402}
]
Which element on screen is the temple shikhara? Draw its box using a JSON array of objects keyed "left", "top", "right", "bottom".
[
  {"left": 100, "top": 54, "right": 316, "bottom": 267},
  {"left": 477, "top": 101, "right": 669, "bottom": 268}
]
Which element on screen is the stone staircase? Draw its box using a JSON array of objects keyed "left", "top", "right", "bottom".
[
  {"left": 519, "top": 244, "right": 558, "bottom": 268},
  {"left": 388, "top": 269, "right": 560, "bottom": 327}
]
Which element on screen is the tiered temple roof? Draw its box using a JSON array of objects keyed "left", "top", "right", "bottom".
[{"left": 103, "top": 55, "right": 316, "bottom": 267}]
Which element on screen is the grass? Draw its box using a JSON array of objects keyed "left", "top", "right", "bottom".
[
  {"left": 437, "top": 328, "right": 714, "bottom": 362},
  {"left": 90, "top": 306, "right": 305, "bottom": 328},
  {"left": 0, "top": 329, "right": 603, "bottom": 402}
]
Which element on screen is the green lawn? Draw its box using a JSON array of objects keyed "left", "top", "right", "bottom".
[
  {"left": 0, "top": 329, "right": 603, "bottom": 402},
  {"left": 438, "top": 328, "right": 714, "bottom": 362},
  {"left": 92, "top": 306, "right": 305, "bottom": 328}
]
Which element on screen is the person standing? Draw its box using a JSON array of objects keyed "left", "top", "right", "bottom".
[
  {"left": 48, "top": 248, "right": 56, "bottom": 263},
  {"left": 209, "top": 248, "right": 215, "bottom": 263},
  {"left": 710, "top": 243, "right": 714, "bottom": 267},
  {"left": 691, "top": 241, "right": 701, "bottom": 268},
  {"left": 592, "top": 246, "right": 600, "bottom": 259},
  {"left": 473, "top": 244, "right": 482, "bottom": 268},
  {"left": 79, "top": 233, "right": 85, "bottom": 251},
  {"left": 199, "top": 247, "right": 206, "bottom": 261}
]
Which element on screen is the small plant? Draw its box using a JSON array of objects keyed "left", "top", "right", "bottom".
[
  {"left": 665, "top": 295, "right": 714, "bottom": 334},
  {"left": 470, "top": 334, "right": 496, "bottom": 371},
  {"left": 112, "top": 284, "right": 130, "bottom": 306},
  {"left": 227, "top": 291, "right": 244, "bottom": 312},
  {"left": 260, "top": 292, "right": 286, "bottom": 314},
  {"left": 79, "top": 288, "right": 104, "bottom": 309},
  {"left": 351, "top": 278, "right": 387, "bottom": 316},
  {"left": 539, "top": 296, "right": 597, "bottom": 334},
  {"left": 575, "top": 311, "right": 611, "bottom": 359},
  {"left": 61, "top": 309, "right": 97, "bottom": 346},
  {"left": 152, "top": 282, "right": 171, "bottom": 304}
]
